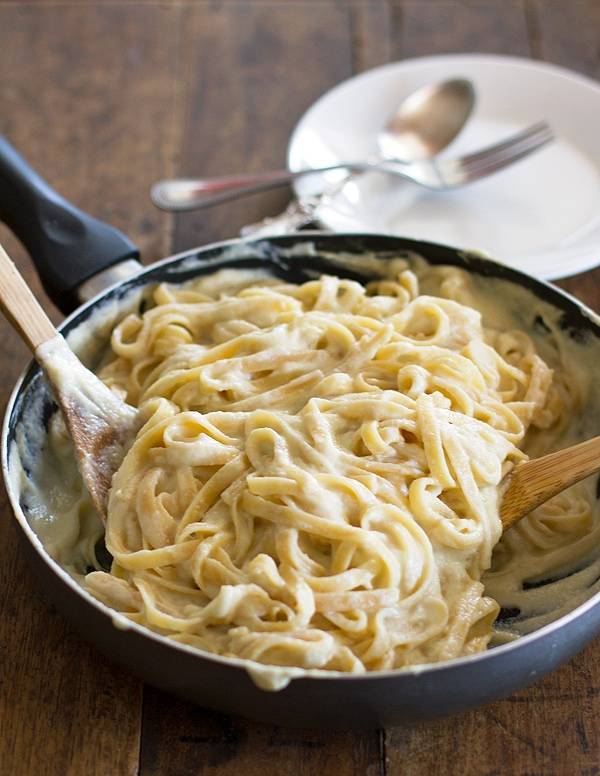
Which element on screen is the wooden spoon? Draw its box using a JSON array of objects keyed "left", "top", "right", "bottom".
[
  {"left": 500, "top": 436, "right": 600, "bottom": 531},
  {"left": 0, "top": 243, "right": 138, "bottom": 521}
]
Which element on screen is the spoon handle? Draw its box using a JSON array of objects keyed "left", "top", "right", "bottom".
[
  {"left": 150, "top": 163, "right": 372, "bottom": 212},
  {"left": 500, "top": 436, "right": 600, "bottom": 531},
  {"left": 0, "top": 243, "right": 57, "bottom": 352}
]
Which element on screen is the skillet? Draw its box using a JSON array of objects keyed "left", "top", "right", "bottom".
[{"left": 1, "top": 136, "right": 599, "bottom": 729}]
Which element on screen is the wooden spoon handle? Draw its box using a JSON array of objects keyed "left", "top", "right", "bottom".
[
  {"left": 500, "top": 435, "right": 600, "bottom": 531},
  {"left": 0, "top": 243, "right": 57, "bottom": 351}
]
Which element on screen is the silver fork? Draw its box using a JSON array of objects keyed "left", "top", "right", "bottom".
[{"left": 151, "top": 122, "right": 554, "bottom": 212}]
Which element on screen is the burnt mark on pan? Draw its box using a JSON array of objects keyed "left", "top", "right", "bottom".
[
  {"left": 495, "top": 607, "right": 521, "bottom": 624},
  {"left": 524, "top": 573, "right": 574, "bottom": 590},
  {"left": 93, "top": 537, "right": 113, "bottom": 572},
  {"left": 558, "top": 315, "right": 594, "bottom": 345},
  {"left": 7, "top": 372, "right": 56, "bottom": 481},
  {"left": 533, "top": 313, "right": 552, "bottom": 334}
]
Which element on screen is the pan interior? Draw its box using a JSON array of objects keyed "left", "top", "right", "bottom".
[{"left": 6, "top": 234, "right": 600, "bottom": 677}]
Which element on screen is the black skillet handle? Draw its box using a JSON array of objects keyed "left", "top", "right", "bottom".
[{"left": 0, "top": 136, "right": 140, "bottom": 314}]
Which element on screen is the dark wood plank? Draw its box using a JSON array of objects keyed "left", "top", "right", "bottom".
[
  {"left": 172, "top": 1, "right": 353, "bottom": 250},
  {"left": 386, "top": 640, "right": 600, "bottom": 776},
  {"left": 391, "top": 0, "right": 531, "bottom": 58},
  {"left": 0, "top": 505, "right": 143, "bottom": 775},
  {"left": 350, "top": 0, "right": 393, "bottom": 73},
  {"left": 0, "top": 3, "right": 182, "bottom": 773},
  {"left": 140, "top": 687, "right": 382, "bottom": 776},
  {"left": 531, "top": 0, "right": 600, "bottom": 80},
  {"left": 0, "top": 2, "right": 177, "bottom": 276}
]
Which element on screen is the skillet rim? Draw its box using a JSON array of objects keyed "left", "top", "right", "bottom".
[{"left": 3, "top": 230, "right": 600, "bottom": 687}]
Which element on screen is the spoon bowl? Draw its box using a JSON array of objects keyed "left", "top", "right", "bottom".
[{"left": 377, "top": 78, "right": 476, "bottom": 161}]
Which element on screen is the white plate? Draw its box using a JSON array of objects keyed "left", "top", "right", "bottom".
[{"left": 287, "top": 54, "right": 600, "bottom": 280}]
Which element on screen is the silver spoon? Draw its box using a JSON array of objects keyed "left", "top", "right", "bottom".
[
  {"left": 242, "top": 78, "right": 476, "bottom": 235},
  {"left": 151, "top": 78, "right": 476, "bottom": 213}
]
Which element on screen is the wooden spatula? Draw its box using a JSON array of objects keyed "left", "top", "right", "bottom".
[
  {"left": 0, "top": 243, "right": 138, "bottom": 521},
  {"left": 500, "top": 436, "right": 600, "bottom": 531}
]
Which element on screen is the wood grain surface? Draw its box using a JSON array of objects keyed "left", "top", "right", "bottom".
[{"left": 0, "top": 2, "right": 598, "bottom": 775}]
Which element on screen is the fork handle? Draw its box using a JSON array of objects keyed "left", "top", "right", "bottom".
[{"left": 150, "top": 163, "right": 373, "bottom": 212}]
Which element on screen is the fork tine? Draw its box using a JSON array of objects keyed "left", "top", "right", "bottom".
[
  {"left": 379, "top": 121, "right": 554, "bottom": 190},
  {"left": 462, "top": 125, "right": 553, "bottom": 170},
  {"left": 457, "top": 125, "right": 554, "bottom": 175},
  {"left": 456, "top": 121, "right": 552, "bottom": 167},
  {"left": 455, "top": 132, "right": 554, "bottom": 185}
]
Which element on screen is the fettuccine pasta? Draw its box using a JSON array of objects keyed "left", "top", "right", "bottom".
[{"left": 77, "top": 262, "right": 576, "bottom": 678}]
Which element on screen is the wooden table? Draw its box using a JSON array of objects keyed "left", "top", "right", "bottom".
[{"left": 0, "top": 2, "right": 599, "bottom": 774}]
